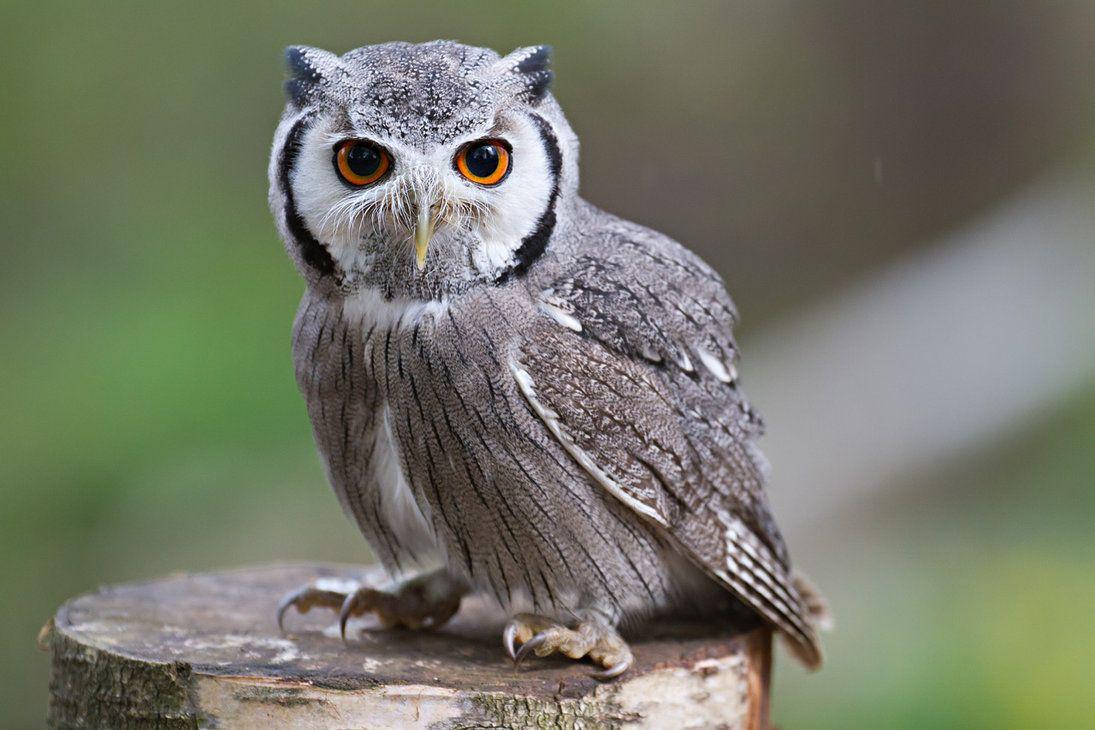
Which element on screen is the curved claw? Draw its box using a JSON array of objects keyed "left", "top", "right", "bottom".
[
  {"left": 338, "top": 592, "right": 358, "bottom": 642},
  {"left": 502, "top": 622, "right": 519, "bottom": 661},
  {"left": 590, "top": 657, "right": 632, "bottom": 681},
  {"left": 513, "top": 632, "right": 549, "bottom": 665},
  {"left": 276, "top": 587, "right": 307, "bottom": 632}
]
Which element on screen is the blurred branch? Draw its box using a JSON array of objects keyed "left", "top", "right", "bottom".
[{"left": 745, "top": 169, "right": 1095, "bottom": 532}]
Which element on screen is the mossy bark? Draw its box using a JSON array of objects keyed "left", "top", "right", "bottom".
[
  {"left": 43, "top": 564, "right": 770, "bottom": 729},
  {"left": 45, "top": 620, "right": 199, "bottom": 729}
]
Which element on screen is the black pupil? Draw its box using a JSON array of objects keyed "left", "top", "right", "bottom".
[
  {"left": 346, "top": 144, "right": 381, "bottom": 178},
  {"left": 466, "top": 143, "right": 500, "bottom": 178}
]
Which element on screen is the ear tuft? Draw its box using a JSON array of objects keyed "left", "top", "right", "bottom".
[
  {"left": 496, "top": 45, "right": 554, "bottom": 104},
  {"left": 513, "top": 45, "right": 551, "bottom": 76},
  {"left": 283, "top": 45, "right": 340, "bottom": 107},
  {"left": 286, "top": 46, "right": 323, "bottom": 82}
]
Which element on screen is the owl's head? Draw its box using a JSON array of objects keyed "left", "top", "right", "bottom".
[{"left": 269, "top": 41, "right": 579, "bottom": 300}]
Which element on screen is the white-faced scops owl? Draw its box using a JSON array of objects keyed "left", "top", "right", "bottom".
[{"left": 270, "top": 41, "right": 827, "bottom": 678}]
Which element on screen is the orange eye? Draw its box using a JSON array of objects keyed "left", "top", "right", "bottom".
[
  {"left": 334, "top": 140, "right": 391, "bottom": 186},
  {"left": 455, "top": 139, "right": 511, "bottom": 186}
]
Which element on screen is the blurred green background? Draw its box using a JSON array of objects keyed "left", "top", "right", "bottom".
[{"left": 4, "top": 2, "right": 1095, "bottom": 727}]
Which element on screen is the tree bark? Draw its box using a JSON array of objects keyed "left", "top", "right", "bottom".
[{"left": 42, "top": 563, "right": 771, "bottom": 729}]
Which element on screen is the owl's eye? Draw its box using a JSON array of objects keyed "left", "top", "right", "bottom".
[
  {"left": 334, "top": 140, "right": 391, "bottom": 187},
  {"left": 455, "top": 139, "right": 511, "bottom": 186}
]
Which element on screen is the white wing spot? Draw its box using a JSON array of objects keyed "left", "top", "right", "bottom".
[
  {"left": 696, "top": 346, "right": 736, "bottom": 383},
  {"left": 672, "top": 348, "right": 694, "bottom": 372},
  {"left": 537, "top": 293, "right": 582, "bottom": 332}
]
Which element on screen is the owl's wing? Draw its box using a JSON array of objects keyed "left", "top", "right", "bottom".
[{"left": 513, "top": 216, "right": 823, "bottom": 666}]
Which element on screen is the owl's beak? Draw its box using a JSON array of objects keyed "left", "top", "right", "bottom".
[{"left": 414, "top": 202, "right": 435, "bottom": 271}]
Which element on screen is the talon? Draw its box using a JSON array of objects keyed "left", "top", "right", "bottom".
[
  {"left": 275, "top": 572, "right": 466, "bottom": 642},
  {"left": 338, "top": 591, "right": 360, "bottom": 642},
  {"left": 501, "top": 613, "right": 633, "bottom": 679},
  {"left": 503, "top": 622, "right": 519, "bottom": 661},
  {"left": 591, "top": 657, "right": 631, "bottom": 680},
  {"left": 514, "top": 633, "right": 549, "bottom": 665},
  {"left": 276, "top": 588, "right": 303, "bottom": 632},
  {"left": 276, "top": 586, "right": 342, "bottom": 632}
]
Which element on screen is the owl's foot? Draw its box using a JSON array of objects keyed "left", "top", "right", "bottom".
[
  {"left": 503, "top": 612, "right": 633, "bottom": 680},
  {"left": 277, "top": 570, "right": 466, "bottom": 639}
]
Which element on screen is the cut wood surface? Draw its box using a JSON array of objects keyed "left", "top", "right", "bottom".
[{"left": 43, "top": 563, "right": 772, "bottom": 729}]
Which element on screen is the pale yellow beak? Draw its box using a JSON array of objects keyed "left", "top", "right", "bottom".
[{"left": 414, "top": 203, "right": 435, "bottom": 271}]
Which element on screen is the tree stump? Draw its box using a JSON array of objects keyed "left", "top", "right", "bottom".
[{"left": 41, "top": 563, "right": 772, "bottom": 729}]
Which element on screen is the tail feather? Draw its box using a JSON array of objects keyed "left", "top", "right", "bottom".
[
  {"left": 793, "top": 571, "right": 833, "bottom": 632},
  {"left": 718, "top": 517, "right": 827, "bottom": 669}
]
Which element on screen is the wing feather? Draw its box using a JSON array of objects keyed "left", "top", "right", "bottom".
[{"left": 518, "top": 214, "right": 824, "bottom": 666}]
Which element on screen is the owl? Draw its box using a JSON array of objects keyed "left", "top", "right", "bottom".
[{"left": 271, "top": 41, "right": 826, "bottom": 678}]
